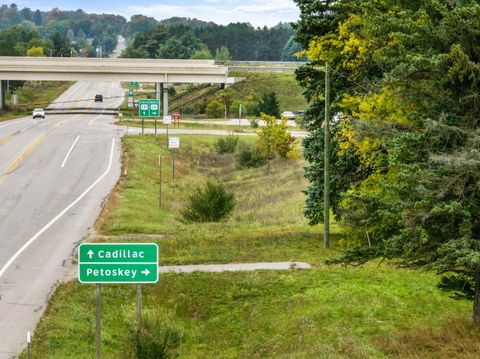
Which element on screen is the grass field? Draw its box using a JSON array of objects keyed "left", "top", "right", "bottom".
[
  {"left": 230, "top": 71, "right": 308, "bottom": 113},
  {"left": 0, "top": 81, "right": 73, "bottom": 122},
  {"left": 23, "top": 135, "right": 479, "bottom": 358}
]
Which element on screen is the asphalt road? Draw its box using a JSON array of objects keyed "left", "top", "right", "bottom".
[{"left": 0, "top": 81, "right": 125, "bottom": 358}]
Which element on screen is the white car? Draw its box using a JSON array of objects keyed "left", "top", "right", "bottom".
[
  {"left": 32, "top": 108, "right": 45, "bottom": 119},
  {"left": 281, "top": 111, "right": 296, "bottom": 120}
]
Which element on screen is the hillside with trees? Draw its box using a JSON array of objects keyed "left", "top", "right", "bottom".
[
  {"left": 121, "top": 21, "right": 301, "bottom": 61},
  {"left": 0, "top": 4, "right": 125, "bottom": 57}
]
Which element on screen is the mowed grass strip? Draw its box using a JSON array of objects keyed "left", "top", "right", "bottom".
[
  {"left": 0, "top": 81, "right": 74, "bottom": 122},
  {"left": 24, "top": 266, "right": 473, "bottom": 358}
]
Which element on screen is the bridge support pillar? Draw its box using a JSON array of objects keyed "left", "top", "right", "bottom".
[
  {"left": 155, "top": 82, "right": 161, "bottom": 100},
  {"left": 0, "top": 80, "right": 5, "bottom": 110},
  {"left": 163, "top": 84, "right": 168, "bottom": 116}
]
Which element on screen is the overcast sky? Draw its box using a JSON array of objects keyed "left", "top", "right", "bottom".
[{"left": 11, "top": 0, "right": 300, "bottom": 27}]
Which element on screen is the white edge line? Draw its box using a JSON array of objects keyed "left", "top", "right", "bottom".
[
  {"left": 60, "top": 135, "right": 80, "bottom": 168},
  {"left": 0, "top": 138, "right": 116, "bottom": 279}
]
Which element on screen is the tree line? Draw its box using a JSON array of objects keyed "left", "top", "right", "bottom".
[{"left": 121, "top": 17, "right": 303, "bottom": 61}]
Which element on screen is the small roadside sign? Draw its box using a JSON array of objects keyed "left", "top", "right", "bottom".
[
  {"left": 130, "top": 81, "right": 139, "bottom": 86},
  {"left": 128, "top": 89, "right": 134, "bottom": 97},
  {"left": 163, "top": 115, "right": 172, "bottom": 125},
  {"left": 168, "top": 137, "right": 180, "bottom": 149},
  {"left": 78, "top": 243, "right": 159, "bottom": 284},
  {"left": 173, "top": 112, "right": 180, "bottom": 121}
]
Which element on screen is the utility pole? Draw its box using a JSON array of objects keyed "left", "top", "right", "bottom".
[{"left": 324, "top": 61, "right": 331, "bottom": 249}]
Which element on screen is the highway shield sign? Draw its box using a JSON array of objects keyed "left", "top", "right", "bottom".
[{"left": 139, "top": 99, "right": 160, "bottom": 118}]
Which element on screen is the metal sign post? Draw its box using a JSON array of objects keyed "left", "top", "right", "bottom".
[
  {"left": 159, "top": 156, "right": 163, "bottom": 208},
  {"left": 137, "top": 284, "right": 142, "bottom": 334},
  {"left": 27, "top": 331, "right": 31, "bottom": 359},
  {"left": 168, "top": 137, "right": 180, "bottom": 180},
  {"left": 163, "top": 115, "right": 172, "bottom": 146},
  {"left": 96, "top": 284, "right": 101, "bottom": 359}
]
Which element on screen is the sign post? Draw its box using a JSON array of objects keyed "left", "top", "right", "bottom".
[
  {"left": 78, "top": 243, "right": 159, "bottom": 357},
  {"left": 27, "top": 331, "right": 30, "bottom": 359},
  {"left": 168, "top": 137, "right": 179, "bottom": 180},
  {"left": 163, "top": 115, "right": 172, "bottom": 145},
  {"left": 159, "top": 155, "right": 163, "bottom": 208},
  {"left": 96, "top": 283, "right": 101, "bottom": 359}
]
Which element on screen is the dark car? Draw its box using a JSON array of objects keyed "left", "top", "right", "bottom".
[{"left": 94, "top": 94, "right": 103, "bottom": 102}]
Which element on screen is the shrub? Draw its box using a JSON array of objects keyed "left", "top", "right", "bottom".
[
  {"left": 205, "top": 99, "right": 224, "bottom": 118},
  {"left": 181, "top": 181, "right": 235, "bottom": 222},
  {"left": 129, "top": 309, "right": 183, "bottom": 359},
  {"left": 214, "top": 135, "right": 239, "bottom": 154},
  {"left": 250, "top": 118, "right": 259, "bottom": 128},
  {"left": 235, "top": 141, "right": 266, "bottom": 168},
  {"left": 257, "top": 113, "right": 296, "bottom": 159}
]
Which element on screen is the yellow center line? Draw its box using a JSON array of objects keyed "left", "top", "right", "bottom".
[
  {"left": 0, "top": 134, "right": 46, "bottom": 185},
  {"left": 0, "top": 135, "right": 12, "bottom": 145},
  {"left": 51, "top": 121, "right": 65, "bottom": 129}
]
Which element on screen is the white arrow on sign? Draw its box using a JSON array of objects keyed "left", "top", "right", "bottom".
[
  {"left": 87, "top": 250, "right": 94, "bottom": 259},
  {"left": 141, "top": 269, "right": 150, "bottom": 276}
]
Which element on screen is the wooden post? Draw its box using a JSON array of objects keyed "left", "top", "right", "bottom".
[
  {"left": 96, "top": 283, "right": 101, "bottom": 359},
  {"left": 324, "top": 61, "right": 331, "bottom": 249}
]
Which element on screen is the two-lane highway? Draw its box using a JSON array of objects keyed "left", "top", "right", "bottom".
[{"left": 0, "top": 81, "right": 125, "bottom": 357}]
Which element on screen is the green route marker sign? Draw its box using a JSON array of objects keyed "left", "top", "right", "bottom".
[
  {"left": 78, "top": 243, "right": 159, "bottom": 284},
  {"left": 139, "top": 99, "right": 160, "bottom": 117}
]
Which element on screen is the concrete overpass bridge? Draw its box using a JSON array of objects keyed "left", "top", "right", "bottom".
[{"left": 0, "top": 57, "right": 233, "bottom": 115}]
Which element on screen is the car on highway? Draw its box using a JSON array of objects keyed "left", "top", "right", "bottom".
[
  {"left": 32, "top": 108, "right": 45, "bottom": 119},
  {"left": 94, "top": 94, "right": 103, "bottom": 102},
  {"left": 281, "top": 111, "right": 296, "bottom": 120}
]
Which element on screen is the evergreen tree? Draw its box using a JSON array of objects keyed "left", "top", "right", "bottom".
[
  {"left": 214, "top": 46, "right": 231, "bottom": 61},
  {"left": 258, "top": 92, "right": 280, "bottom": 118}
]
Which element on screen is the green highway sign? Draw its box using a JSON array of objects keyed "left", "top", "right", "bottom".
[
  {"left": 139, "top": 99, "right": 160, "bottom": 118},
  {"left": 130, "top": 81, "right": 139, "bottom": 86},
  {"left": 78, "top": 243, "right": 159, "bottom": 284}
]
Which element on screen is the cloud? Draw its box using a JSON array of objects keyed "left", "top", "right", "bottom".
[
  {"left": 127, "top": 4, "right": 190, "bottom": 18},
  {"left": 234, "top": 0, "right": 297, "bottom": 13}
]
